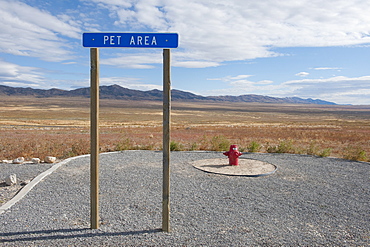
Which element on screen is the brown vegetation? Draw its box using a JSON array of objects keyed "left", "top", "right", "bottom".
[{"left": 1, "top": 96, "right": 370, "bottom": 162}]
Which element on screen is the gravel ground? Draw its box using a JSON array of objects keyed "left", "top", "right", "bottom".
[
  {"left": 0, "top": 151, "right": 369, "bottom": 246},
  {"left": 0, "top": 162, "right": 54, "bottom": 206}
]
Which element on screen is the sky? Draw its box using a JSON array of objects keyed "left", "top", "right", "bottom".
[{"left": 1, "top": 0, "right": 370, "bottom": 105}]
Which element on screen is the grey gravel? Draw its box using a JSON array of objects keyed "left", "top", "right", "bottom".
[
  {"left": 1, "top": 162, "right": 53, "bottom": 185},
  {"left": 1, "top": 163, "right": 54, "bottom": 206},
  {"left": 0, "top": 151, "right": 369, "bottom": 246}
]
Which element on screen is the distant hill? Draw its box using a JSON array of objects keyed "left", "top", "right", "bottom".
[{"left": 0, "top": 84, "right": 336, "bottom": 105}]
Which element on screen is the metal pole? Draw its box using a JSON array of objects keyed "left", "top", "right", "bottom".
[
  {"left": 90, "top": 48, "right": 100, "bottom": 229},
  {"left": 162, "top": 49, "right": 171, "bottom": 232}
]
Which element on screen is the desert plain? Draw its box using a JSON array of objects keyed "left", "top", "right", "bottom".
[{"left": 1, "top": 96, "right": 370, "bottom": 162}]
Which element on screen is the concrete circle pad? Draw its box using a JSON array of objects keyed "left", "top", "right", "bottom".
[{"left": 192, "top": 158, "right": 277, "bottom": 177}]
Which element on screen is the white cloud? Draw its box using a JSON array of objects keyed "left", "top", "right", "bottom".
[
  {"left": 1, "top": 0, "right": 370, "bottom": 68},
  {"left": 208, "top": 75, "right": 273, "bottom": 85},
  {"left": 171, "top": 51, "right": 222, "bottom": 68},
  {"left": 1, "top": 0, "right": 370, "bottom": 105},
  {"left": 313, "top": 67, "right": 342, "bottom": 71},
  {"left": 0, "top": 68, "right": 126, "bottom": 91},
  {"left": 86, "top": 0, "right": 132, "bottom": 8},
  {"left": 0, "top": 60, "right": 88, "bottom": 90},
  {"left": 202, "top": 74, "right": 370, "bottom": 104},
  {"left": 0, "top": 0, "right": 81, "bottom": 62},
  {"left": 277, "top": 76, "right": 370, "bottom": 104},
  {"left": 100, "top": 50, "right": 223, "bottom": 69},
  {"left": 208, "top": 75, "right": 252, "bottom": 82},
  {"left": 229, "top": 75, "right": 252, "bottom": 80},
  {"left": 100, "top": 77, "right": 162, "bottom": 91},
  {"left": 0, "top": 60, "right": 45, "bottom": 87},
  {"left": 93, "top": 0, "right": 370, "bottom": 68},
  {"left": 100, "top": 52, "right": 162, "bottom": 69},
  {"left": 230, "top": 79, "right": 274, "bottom": 86},
  {"left": 173, "top": 61, "right": 220, "bottom": 68},
  {"left": 204, "top": 74, "right": 275, "bottom": 96},
  {"left": 296, "top": 72, "right": 309, "bottom": 77}
]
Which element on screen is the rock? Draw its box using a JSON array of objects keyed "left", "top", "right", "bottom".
[
  {"left": 2, "top": 160, "right": 10, "bottom": 164},
  {"left": 31, "top": 158, "right": 41, "bottom": 164},
  {"left": 44, "top": 156, "right": 56, "bottom": 163},
  {"left": 13, "top": 157, "right": 25, "bottom": 164},
  {"left": 5, "top": 174, "right": 17, "bottom": 186}
]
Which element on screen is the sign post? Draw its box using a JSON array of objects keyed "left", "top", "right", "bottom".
[
  {"left": 83, "top": 32, "right": 178, "bottom": 232},
  {"left": 90, "top": 48, "right": 100, "bottom": 229},
  {"left": 162, "top": 49, "right": 171, "bottom": 232}
]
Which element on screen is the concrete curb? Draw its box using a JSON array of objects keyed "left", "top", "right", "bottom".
[{"left": 0, "top": 154, "right": 90, "bottom": 215}]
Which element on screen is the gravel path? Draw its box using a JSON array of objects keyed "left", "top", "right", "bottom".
[{"left": 0, "top": 151, "right": 369, "bottom": 246}]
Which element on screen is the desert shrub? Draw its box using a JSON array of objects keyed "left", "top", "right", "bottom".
[
  {"left": 170, "top": 141, "right": 183, "bottom": 151},
  {"left": 139, "top": 143, "right": 156, "bottom": 150},
  {"left": 266, "top": 140, "right": 295, "bottom": 154},
  {"left": 61, "top": 139, "right": 90, "bottom": 158},
  {"left": 343, "top": 146, "right": 368, "bottom": 161},
  {"left": 189, "top": 142, "right": 198, "bottom": 151},
  {"left": 319, "top": 148, "right": 332, "bottom": 157},
  {"left": 307, "top": 141, "right": 319, "bottom": 155},
  {"left": 198, "top": 134, "right": 210, "bottom": 150},
  {"left": 276, "top": 140, "right": 295, "bottom": 153},
  {"left": 71, "top": 140, "right": 89, "bottom": 155},
  {"left": 210, "top": 135, "right": 231, "bottom": 151},
  {"left": 266, "top": 142, "right": 278, "bottom": 153},
  {"left": 115, "top": 138, "right": 133, "bottom": 151},
  {"left": 247, "top": 141, "right": 261, "bottom": 153}
]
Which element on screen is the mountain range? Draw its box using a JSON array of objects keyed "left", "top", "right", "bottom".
[{"left": 0, "top": 84, "right": 336, "bottom": 105}]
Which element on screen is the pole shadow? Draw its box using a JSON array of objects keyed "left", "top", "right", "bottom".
[{"left": 0, "top": 228, "right": 162, "bottom": 243}]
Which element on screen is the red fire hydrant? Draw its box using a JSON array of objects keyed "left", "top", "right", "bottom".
[{"left": 223, "top": 144, "right": 243, "bottom": 166}]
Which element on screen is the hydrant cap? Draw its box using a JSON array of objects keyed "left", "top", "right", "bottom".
[{"left": 229, "top": 144, "right": 238, "bottom": 151}]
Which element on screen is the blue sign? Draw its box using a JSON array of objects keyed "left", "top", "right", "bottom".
[{"left": 83, "top": 32, "right": 178, "bottom": 48}]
